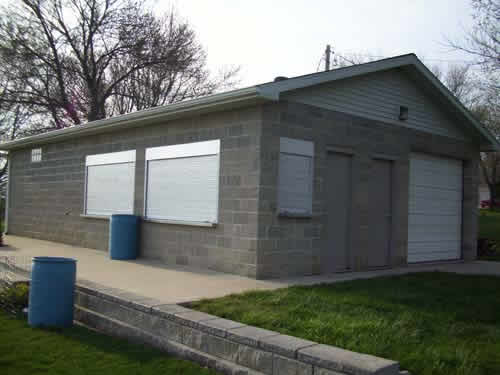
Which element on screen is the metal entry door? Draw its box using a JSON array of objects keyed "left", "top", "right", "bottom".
[{"left": 324, "top": 152, "right": 352, "bottom": 272}]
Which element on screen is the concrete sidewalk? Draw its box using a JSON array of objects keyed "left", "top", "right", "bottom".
[{"left": 2, "top": 235, "right": 499, "bottom": 304}]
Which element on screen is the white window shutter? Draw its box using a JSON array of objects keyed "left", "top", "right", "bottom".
[
  {"left": 278, "top": 138, "right": 314, "bottom": 215},
  {"left": 145, "top": 140, "right": 220, "bottom": 223},
  {"left": 85, "top": 150, "right": 136, "bottom": 216}
]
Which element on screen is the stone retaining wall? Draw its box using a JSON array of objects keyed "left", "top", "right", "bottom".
[{"left": 74, "top": 280, "right": 406, "bottom": 375}]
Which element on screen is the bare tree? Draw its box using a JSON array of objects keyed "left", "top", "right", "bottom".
[
  {"left": 108, "top": 13, "right": 239, "bottom": 115},
  {"left": 473, "top": 100, "right": 500, "bottom": 206},
  {"left": 0, "top": 75, "right": 34, "bottom": 199},
  {"left": 330, "top": 52, "right": 375, "bottom": 68},
  {"left": 0, "top": 0, "right": 83, "bottom": 128},
  {"left": 111, "top": 63, "right": 239, "bottom": 115},
  {"left": 0, "top": 0, "right": 239, "bottom": 212},
  {"left": 432, "top": 62, "right": 500, "bottom": 207},
  {"left": 447, "top": 0, "right": 500, "bottom": 208},
  {"left": 431, "top": 64, "right": 481, "bottom": 108},
  {"left": 0, "top": 0, "right": 238, "bottom": 126},
  {"left": 448, "top": 0, "right": 499, "bottom": 82}
]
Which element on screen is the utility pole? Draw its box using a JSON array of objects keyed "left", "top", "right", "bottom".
[{"left": 325, "top": 44, "right": 331, "bottom": 71}]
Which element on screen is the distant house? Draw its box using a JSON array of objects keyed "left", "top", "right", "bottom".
[{"left": 1, "top": 54, "right": 498, "bottom": 279}]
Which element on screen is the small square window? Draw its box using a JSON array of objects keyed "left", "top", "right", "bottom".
[{"left": 31, "top": 148, "right": 42, "bottom": 163}]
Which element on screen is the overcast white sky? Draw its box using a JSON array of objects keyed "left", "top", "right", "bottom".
[{"left": 156, "top": 0, "right": 476, "bottom": 87}]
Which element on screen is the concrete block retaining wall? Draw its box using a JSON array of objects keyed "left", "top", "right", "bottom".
[{"left": 74, "top": 280, "right": 405, "bottom": 375}]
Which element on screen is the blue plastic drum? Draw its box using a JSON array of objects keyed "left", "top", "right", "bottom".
[
  {"left": 109, "top": 214, "right": 139, "bottom": 260},
  {"left": 28, "top": 257, "right": 77, "bottom": 327}
]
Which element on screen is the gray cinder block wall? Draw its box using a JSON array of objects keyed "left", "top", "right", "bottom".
[
  {"left": 256, "top": 101, "right": 479, "bottom": 279},
  {"left": 8, "top": 106, "right": 263, "bottom": 278},
  {"left": 7, "top": 101, "right": 479, "bottom": 279}
]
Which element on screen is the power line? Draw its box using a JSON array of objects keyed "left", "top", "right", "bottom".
[{"left": 327, "top": 48, "right": 479, "bottom": 65}]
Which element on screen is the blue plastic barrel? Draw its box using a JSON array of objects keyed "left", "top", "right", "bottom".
[
  {"left": 109, "top": 214, "right": 139, "bottom": 260},
  {"left": 28, "top": 257, "right": 77, "bottom": 327}
]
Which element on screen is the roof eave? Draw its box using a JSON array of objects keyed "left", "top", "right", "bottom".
[
  {"left": 410, "top": 58, "right": 500, "bottom": 152},
  {"left": 3, "top": 53, "right": 498, "bottom": 152},
  {"left": 481, "top": 143, "right": 500, "bottom": 152},
  {"left": 257, "top": 54, "right": 418, "bottom": 93},
  {"left": 0, "top": 86, "right": 273, "bottom": 151}
]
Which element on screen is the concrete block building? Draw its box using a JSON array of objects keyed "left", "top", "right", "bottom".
[{"left": 2, "top": 54, "right": 498, "bottom": 279}]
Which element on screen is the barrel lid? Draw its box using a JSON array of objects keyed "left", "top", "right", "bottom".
[{"left": 32, "top": 257, "right": 77, "bottom": 263}]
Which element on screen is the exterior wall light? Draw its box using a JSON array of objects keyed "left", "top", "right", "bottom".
[{"left": 399, "top": 106, "right": 409, "bottom": 121}]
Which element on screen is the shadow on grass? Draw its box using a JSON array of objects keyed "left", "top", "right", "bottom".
[{"left": 48, "top": 323, "right": 167, "bottom": 363}]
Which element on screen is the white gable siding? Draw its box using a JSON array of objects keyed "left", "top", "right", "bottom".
[{"left": 284, "top": 69, "right": 467, "bottom": 140}]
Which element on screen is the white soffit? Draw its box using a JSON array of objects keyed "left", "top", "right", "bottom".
[
  {"left": 146, "top": 139, "right": 220, "bottom": 161},
  {"left": 86, "top": 150, "right": 136, "bottom": 166}
]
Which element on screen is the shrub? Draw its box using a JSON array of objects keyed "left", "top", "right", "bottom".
[{"left": 0, "top": 283, "right": 29, "bottom": 314}]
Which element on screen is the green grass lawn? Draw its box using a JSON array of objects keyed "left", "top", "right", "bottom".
[
  {"left": 478, "top": 209, "right": 500, "bottom": 261},
  {"left": 479, "top": 251, "right": 500, "bottom": 262},
  {"left": 0, "top": 311, "right": 217, "bottom": 375},
  {"left": 478, "top": 209, "right": 500, "bottom": 241},
  {"left": 191, "top": 272, "right": 500, "bottom": 375}
]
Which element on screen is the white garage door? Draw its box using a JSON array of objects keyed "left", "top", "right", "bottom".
[{"left": 408, "top": 153, "right": 463, "bottom": 263}]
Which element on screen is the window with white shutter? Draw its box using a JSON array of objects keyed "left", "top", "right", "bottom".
[
  {"left": 278, "top": 138, "right": 314, "bottom": 216},
  {"left": 145, "top": 140, "right": 220, "bottom": 224},
  {"left": 84, "top": 150, "right": 136, "bottom": 216}
]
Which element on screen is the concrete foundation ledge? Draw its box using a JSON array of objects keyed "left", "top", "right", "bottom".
[{"left": 74, "top": 281, "right": 408, "bottom": 375}]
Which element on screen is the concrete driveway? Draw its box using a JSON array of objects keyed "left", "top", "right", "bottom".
[{"left": 2, "top": 235, "right": 499, "bottom": 304}]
